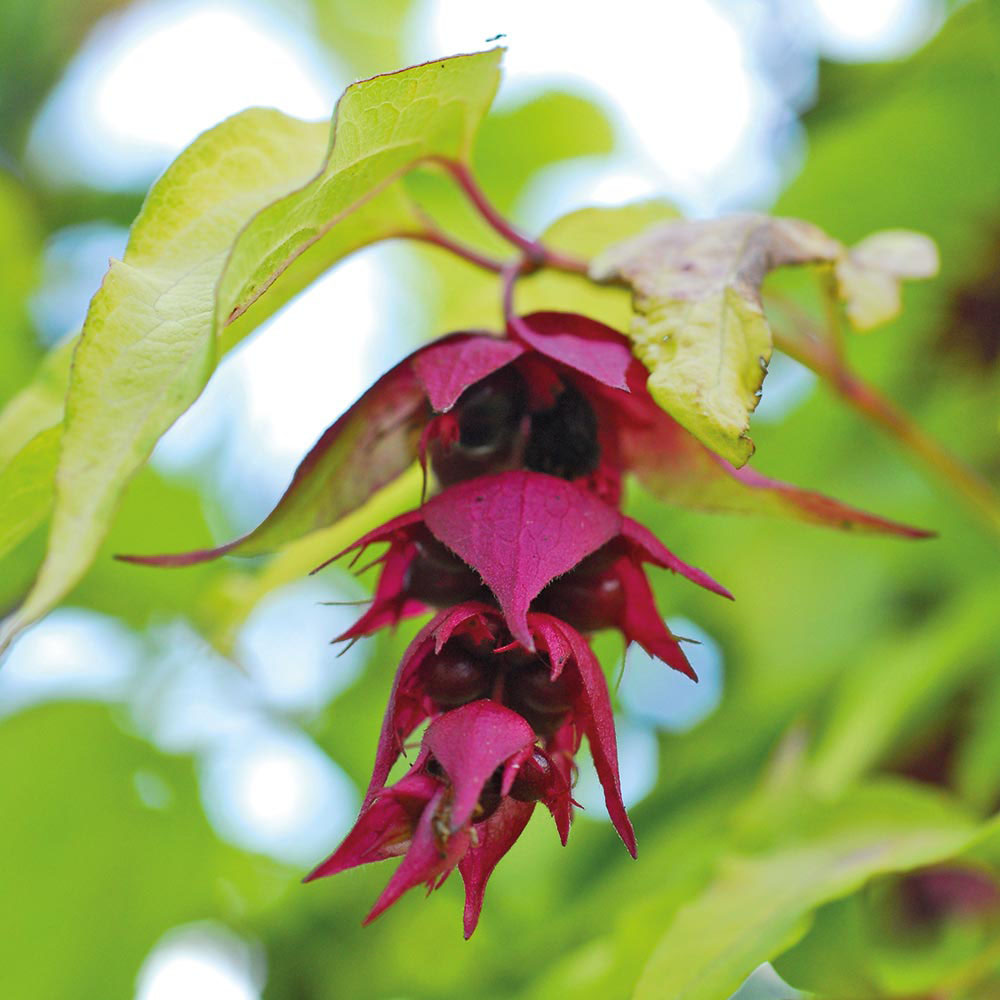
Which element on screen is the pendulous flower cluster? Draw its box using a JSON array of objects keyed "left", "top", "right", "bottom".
[
  {"left": 125, "top": 309, "right": 925, "bottom": 936},
  {"left": 301, "top": 310, "right": 742, "bottom": 936}
]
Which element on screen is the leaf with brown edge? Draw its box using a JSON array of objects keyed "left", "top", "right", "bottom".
[{"left": 591, "top": 213, "right": 843, "bottom": 466}]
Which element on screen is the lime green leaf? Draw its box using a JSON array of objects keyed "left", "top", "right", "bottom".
[
  {"left": 836, "top": 229, "right": 940, "bottom": 330},
  {"left": 634, "top": 782, "right": 984, "bottom": 1000},
  {"left": 0, "top": 333, "right": 74, "bottom": 470},
  {"left": 544, "top": 199, "right": 679, "bottom": 259},
  {"left": 0, "top": 171, "right": 43, "bottom": 408},
  {"left": 0, "top": 336, "right": 76, "bottom": 555},
  {"left": 591, "top": 214, "right": 842, "bottom": 466},
  {"left": 215, "top": 49, "right": 502, "bottom": 330},
  {"left": 956, "top": 668, "right": 1000, "bottom": 812},
  {"left": 0, "top": 110, "right": 327, "bottom": 654},
  {"left": 472, "top": 91, "right": 615, "bottom": 213},
  {"left": 508, "top": 201, "right": 684, "bottom": 334},
  {"left": 0, "top": 50, "right": 503, "bottom": 654},
  {"left": 0, "top": 426, "right": 60, "bottom": 559}
]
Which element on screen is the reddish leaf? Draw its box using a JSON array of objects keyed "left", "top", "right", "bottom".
[
  {"left": 614, "top": 554, "right": 698, "bottom": 679},
  {"left": 411, "top": 332, "right": 526, "bottom": 412},
  {"left": 431, "top": 601, "right": 499, "bottom": 653},
  {"left": 312, "top": 509, "right": 424, "bottom": 576},
  {"left": 535, "top": 614, "right": 636, "bottom": 857},
  {"left": 364, "top": 785, "right": 472, "bottom": 925},
  {"left": 621, "top": 517, "right": 733, "bottom": 598},
  {"left": 724, "top": 462, "right": 933, "bottom": 538},
  {"left": 620, "top": 376, "right": 931, "bottom": 537},
  {"left": 304, "top": 771, "right": 439, "bottom": 881},
  {"left": 362, "top": 612, "right": 445, "bottom": 806},
  {"left": 422, "top": 471, "right": 621, "bottom": 648},
  {"left": 119, "top": 361, "right": 426, "bottom": 566},
  {"left": 334, "top": 540, "right": 428, "bottom": 641},
  {"left": 512, "top": 311, "right": 632, "bottom": 391}
]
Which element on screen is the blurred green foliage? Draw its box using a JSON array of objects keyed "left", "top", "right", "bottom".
[{"left": 1, "top": 2, "right": 999, "bottom": 998}]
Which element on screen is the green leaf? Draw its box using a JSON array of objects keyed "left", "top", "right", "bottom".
[
  {"left": 634, "top": 781, "right": 985, "bottom": 1000},
  {"left": 0, "top": 110, "right": 327, "bottom": 654},
  {"left": 515, "top": 200, "right": 683, "bottom": 332},
  {"left": 591, "top": 214, "right": 842, "bottom": 466},
  {"left": 836, "top": 229, "right": 939, "bottom": 330},
  {"left": 0, "top": 50, "right": 503, "bottom": 654},
  {"left": 0, "top": 335, "right": 76, "bottom": 556},
  {"left": 956, "top": 668, "right": 1000, "bottom": 812},
  {"left": 544, "top": 200, "right": 680, "bottom": 259},
  {"left": 0, "top": 332, "right": 74, "bottom": 470},
  {"left": 215, "top": 50, "right": 502, "bottom": 331},
  {"left": 0, "top": 171, "right": 44, "bottom": 408},
  {"left": 0, "top": 425, "right": 60, "bottom": 559},
  {"left": 472, "top": 91, "right": 615, "bottom": 213}
]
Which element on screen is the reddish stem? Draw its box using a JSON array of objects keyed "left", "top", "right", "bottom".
[
  {"left": 501, "top": 258, "right": 540, "bottom": 344},
  {"left": 774, "top": 328, "right": 1000, "bottom": 539},
  {"left": 433, "top": 158, "right": 588, "bottom": 274},
  {"left": 397, "top": 229, "right": 508, "bottom": 273}
]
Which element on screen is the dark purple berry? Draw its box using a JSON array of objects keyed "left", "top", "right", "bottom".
[{"left": 421, "top": 648, "right": 493, "bottom": 707}]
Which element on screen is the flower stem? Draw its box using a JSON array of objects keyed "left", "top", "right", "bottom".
[
  {"left": 500, "top": 257, "right": 540, "bottom": 344},
  {"left": 774, "top": 326, "right": 1000, "bottom": 539},
  {"left": 397, "top": 228, "right": 508, "bottom": 273},
  {"left": 433, "top": 158, "right": 588, "bottom": 274}
]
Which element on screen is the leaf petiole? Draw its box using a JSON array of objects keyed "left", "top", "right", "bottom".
[
  {"left": 431, "top": 157, "right": 588, "bottom": 274},
  {"left": 772, "top": 318, "right": 1000, "bottom": 541}
]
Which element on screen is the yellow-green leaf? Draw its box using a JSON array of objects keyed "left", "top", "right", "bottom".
[
  {"left": 542, "top": 199, "right": 680, "bottom": 260},
  {"left": 0, "top": 426, "right": 60, "bottom": 559},
  {"left": 216, "top": 49, "right": 503, "bottom": 330},
  {"left": 0, "top": 110, "right": 327, "bottom": 655},
  {"left": 634, "top": 782, "right": 987, "bottom": 1000},
  {"left": 0, "top": 335, "right": 76, "bottom": 556},
  {"left": 591, "top": 213, "right": 842, "bottom": 466},
  {"left": 0, "top": 50, "right": 503, "bottom": 655},
  {"left": 0, "top": 333, "right": 75, "bottom": 470}
]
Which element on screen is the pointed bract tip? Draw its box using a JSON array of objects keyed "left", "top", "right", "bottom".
[{"left": 462, "top": 906, "right": 481, "bottom": 939}]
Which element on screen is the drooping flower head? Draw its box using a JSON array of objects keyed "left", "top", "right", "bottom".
[
  {"left": 357, "top": 599, "right": 634, "bottom": 857},
  {"left": 117, "top": 308, "right": 930, "bottom": 937},
  {"left": 306, "top": 699, "right": 571, "bottom": 937}
]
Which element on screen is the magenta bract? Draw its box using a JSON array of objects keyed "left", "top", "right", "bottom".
[
  {"left": 306, "top": 700, "right": 566, "bottom": 936},
  {"left": 353, "top": 601, "right": 631, "bottom": 856},
  {"left": 321, "top": 469, "right": 729, "bottom": 660}
]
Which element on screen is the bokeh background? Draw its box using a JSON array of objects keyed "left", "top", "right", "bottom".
[{"left": 2, "top": 1, "right": 999, "bottom": 997}]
